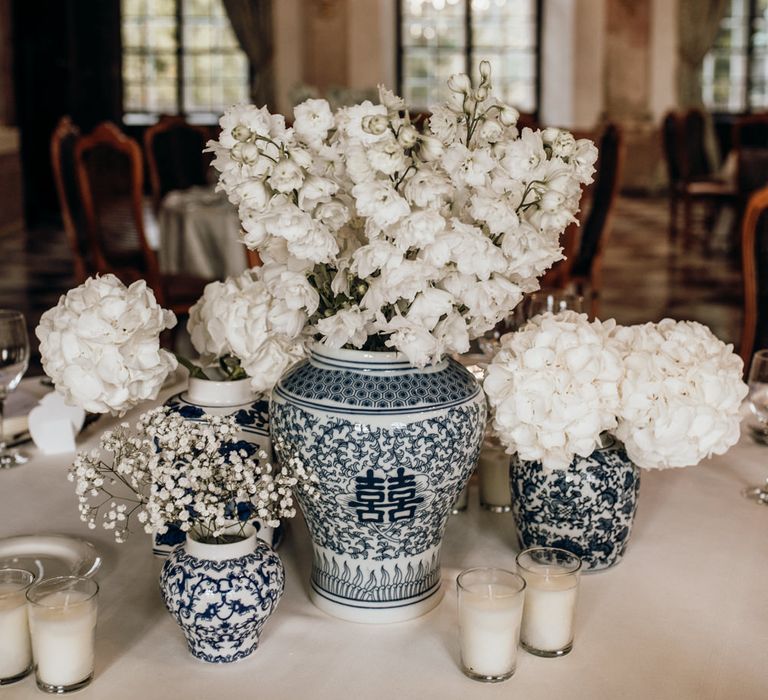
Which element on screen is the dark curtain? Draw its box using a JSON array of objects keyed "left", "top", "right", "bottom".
[{"left": 222, "top": 0, "right": 276, "bottom": 111}]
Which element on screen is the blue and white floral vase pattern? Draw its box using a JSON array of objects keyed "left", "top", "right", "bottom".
[
  {"left": 271, "top": 345, "right": 487, "bottom": 623},
  {"left": 155, "top": 376, "right": 278, "bottom": 555},
  {"left": 159, "top": 525, "right": 284, "bottom": 663},
  {"left": 510, "top": 435, "right": 641, "bottom": 571}
]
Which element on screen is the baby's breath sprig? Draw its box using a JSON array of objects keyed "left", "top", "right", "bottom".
[{"left": 68, "top": 407, "right": 317, "bottom": 544}]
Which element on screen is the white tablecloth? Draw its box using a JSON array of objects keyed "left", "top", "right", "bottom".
[
  {"left": 158, "top": 187, "right": 247, "bottom": 280},
  {"left": 2, "top": 378, "right": 768, "bottom": 700}
]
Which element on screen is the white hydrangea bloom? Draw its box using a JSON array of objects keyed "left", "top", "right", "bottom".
[
  {"left": 615, "top": 320, "right": 748, "bottom": 469},
  {"left": 484, "top": 312, "right": 624, "bottom": 470},
  {"left": 35, "top": 274, "right": 177, "bottom": 415},
  {"left": 187, "top": 268, "right": 308, "bottom": 392}
]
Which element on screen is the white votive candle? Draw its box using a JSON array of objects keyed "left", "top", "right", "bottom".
[
  {"left": 27, "top": 576, "right": 98, "bottom": 692},
  {"left": 516, "top": 547, "right": 582, "bottom": 657},
  {"left": 478, "top": 440, "right": 512, "bottom": 512},
  {"left": 0, "top": 569, "right": 34, "bottom": 684},
  {"left": 457, "top": 568, "right": 526, "bottom": 682}
]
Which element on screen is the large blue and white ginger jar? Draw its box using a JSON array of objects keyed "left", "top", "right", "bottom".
[
  {"left": 159, "top": 525, "right": 284, "bottom": 662},
  {"left": 156, "top": 376, "right": 277, "bottom": 555},
  {"left": 510, "top": 435, "right": 641, "bottom": 571},
  {"left": 271, "top": 346, "right": 487, "bottom": 623}
]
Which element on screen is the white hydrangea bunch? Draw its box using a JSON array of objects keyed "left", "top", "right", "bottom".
[
  {"left": 484, "top": 312, "right": 624, "bottom": 470},
  {"left": 35, "top": 274, "right": 178, "bottom": 414},
  {"left": 206, "top": 62, "right": 597, "bottom": 366},
  {"left": 484, "top": 313, "right": 748, "bottom": 471},
  {"left": 187, "top": 267, "right": 313, "bottom": 392},
  {"left": 615, "top": 319, "right": 748, "bottom": 469},
  {"left": 68, "top": 407, "right": 318, "bottom": 543}
]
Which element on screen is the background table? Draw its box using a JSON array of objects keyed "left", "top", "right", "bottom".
[
  {"left": 2, "top": 377, "right": 767, "bottom": 700},
  {"left": 158, "top": 187, "right": 248, "bottom": 281}
]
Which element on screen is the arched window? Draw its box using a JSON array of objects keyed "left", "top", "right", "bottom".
[
  {"left": 121, "top": 0, "right": 250, "bottom": 124},
  {"left": 702, "top": 0, "right": 768, "bottom": 112},
  {"left": 397, "top": 0, "right": 540, "bottom": 113}
]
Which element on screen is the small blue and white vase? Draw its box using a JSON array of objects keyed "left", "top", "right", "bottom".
[
  {"left": 159, "top": 524, "right": 284, "bottom": 663},
  {"left": 510, "top": 435, "right": 641, "bottom": 572},
  {"left": 270, "top": 345, "right": 487, "bottom": 623},
  {"left": 155, "top": 376, "right": 278, "bottom": 556}
]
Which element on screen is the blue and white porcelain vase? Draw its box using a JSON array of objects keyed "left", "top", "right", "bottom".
[
  {"left": 159, "top": 525, "right": 284, "bottom": 663},
  {"left": 155, "top": 376, "right": 276, "bottom": 556},
  {"left": 510, "top": 435, "right": 641, "bottom": 572},
  {"left": 270, "top": 345, "right": 487, "bottom": 623}
]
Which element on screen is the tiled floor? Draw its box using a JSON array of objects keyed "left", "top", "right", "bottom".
[
  {"left": 601, "top": 196, "right": 742, "bottom": 344},
  {"left": 0, "top": 195, "right": 745, "bottom": 377}
]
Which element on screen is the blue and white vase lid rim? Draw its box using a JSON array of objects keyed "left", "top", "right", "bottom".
[{"left": 309, "top": 342, "right": 447, "bottom": 371}]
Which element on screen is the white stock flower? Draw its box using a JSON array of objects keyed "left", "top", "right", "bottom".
[
  {"left": 260, "top": 264, "right": 320, "bottom": 316},
  {"left": 484, "top": 312, "right": 624, "bottom": 470},
  {"left": 615, "top": 320, "right": 747, "bottom": 469},
  {"left": 367, "top": 137, "right": 410, "bottom": 176},
  {"left": 390, "top": 210, "right": 446, "bottom": 251},
  {"left": 205, "top": 71, "right": 596, "bottom": 362},
  {"left": 293, "top": 98, "right": 334, "bottom": 146},
  {"left": 316, "top": 307, "right": 370, "bottom": 348},
  {"left": 352, "top": 180, "right": 411, "bottom": 229},
  {"left": 406, "top": 288, "right": 455, "bottom": 330},
  {"left": 36, "top": 275, "right": 177, "bottom": 415},
  {"left": 402, "top": 169, "right": 453, "bottom": 209},
  {"left": 268, "top": 159, "right": 305, "bottom": 193},
  {"left": 441, "top": 143, "right": 496, "bottom": 187},
  {"left": 382, "top": 316, "right": 440, "bottom": 367},
  {"left": 352, "top": 239, "right": 403, "bottom": 279}
]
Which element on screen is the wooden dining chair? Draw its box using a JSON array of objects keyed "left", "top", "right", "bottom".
[
  {"left": 74, "top": 121, "right": 210, "bottom": 315},
  {"left": 739, "top": 185, "right": 768, "bottom": 374},
  {"left": 50, "top": 116, "right": 91, "bottom": 284},
  {"left": 678, "top": 108, "right": 736, "bottom": 249},
  {"left": 565, "top": 123, "right": 624, "bottom": 318},
  {"left": 144, "top": 115, "right": 210, "bottom": 212},
  {"left": 733, "top": 113, "right": 768, "bottom": 208},
  {"left": 661, "top": 111, "right": 684, "bottom": 242}
]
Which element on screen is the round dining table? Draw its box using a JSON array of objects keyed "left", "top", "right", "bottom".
[
  {"left": 157, "top": 186, "right": 248, "bottom": 281},
  {"left": 1, "top": 374, "right": 767, "bottom": 700}
]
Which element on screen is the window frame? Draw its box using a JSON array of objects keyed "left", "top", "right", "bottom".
[
  {"left": 395, "top": 0, "right": 542, "bottom": 117},
  {"left": 121, "top": 0, "right": 250, "bottom": 125},
  {"left": 703, "top": 0, "right": 767, "bottom": 114}
]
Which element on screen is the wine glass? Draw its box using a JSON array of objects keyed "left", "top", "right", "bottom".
[
  {"left": 743, "top": 349, "right": 768, "bottom": 503},
  {"left": 0, "top": 310, "right": 30, "bottom": 468}
]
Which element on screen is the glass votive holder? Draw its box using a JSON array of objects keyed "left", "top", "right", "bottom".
[
  {"left": 27, "top": 576, "right": 99, "bottom": 694},
  {"left": 457, "top": 567, "right": 526, "bottom": 682},
  {"left": 516, "top": 547, "right": 581, "bottom": 657},
  {"left": 478, "top": 439, "right": 512, "bottom": 512},
  {"left": 0, "top": 568, "right": 35, "bottom": 685}
]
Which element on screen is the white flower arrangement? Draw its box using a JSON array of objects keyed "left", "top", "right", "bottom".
[
  {"left": 484, "top": 313, "right": 748, "bottom": 471},
  {"left": 614, "top": 319, "right": 748, "bottom": 469},
  {"left": 35, "top": 274, "right": 178, "bottom": 415},
  {"left": 206, "top": 62, "right": 598, "bottom": 367},
  {"left": 68, "top": 406, "right": 318, "bottom": 544},
  {"left": 484, "top": 312, "right": 624, "bottom": 470},
  {"left": 187, "top": 267, "right": 312, "bottom": 392}
]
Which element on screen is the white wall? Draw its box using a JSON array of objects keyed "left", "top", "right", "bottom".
[
  {"left": 649, "top": 0, "right": 678, "bottom": 121},
  {"left": 273, "top": 0, "right": 304, "bottom": 115},
  {"left": 540, "top": 0, "right": 605, "bottom": 130},
  {"left": 348, "top": 0, "right": 396, "bottom": 92}
]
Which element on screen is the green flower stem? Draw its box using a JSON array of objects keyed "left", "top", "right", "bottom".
[{"left": 174, "top": 354, "right": 211, "bottom": 380}]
